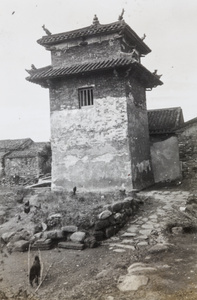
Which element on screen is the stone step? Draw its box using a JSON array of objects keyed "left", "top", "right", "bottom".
[{"left": 58, "top": 241, "right": 84, "bottom": 250}]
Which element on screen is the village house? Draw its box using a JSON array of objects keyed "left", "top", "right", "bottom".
[
  {"left": 26, "top": 14, "right": 163, "bottom": 192},
  {"left": 0, "top": 138, "right": 50, "bottom": 184},
  {"left": 148, "top": 107, "right": 184, "bottom": 183}
]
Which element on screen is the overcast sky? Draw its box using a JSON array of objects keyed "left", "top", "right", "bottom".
[{"left": 0, "top": 0, "right": 197, "bottom": 142}]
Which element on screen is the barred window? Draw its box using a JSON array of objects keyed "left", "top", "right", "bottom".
[{"left": 78, "top": 87, "right": 94, "bottom": 108}]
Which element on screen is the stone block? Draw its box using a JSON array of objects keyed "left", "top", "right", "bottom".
[
  {"left": 122, "top": 197, "right": 133, "bottom": 209},
  {"left": 111, "top": 202, "right": 123, "bottom": 213},
  {"left": 13, "top": 240, "right": 29, "bottom": 252},
  {"left": 95, "top": 219, "right": 110, "bottom": 230},
  {"left": 32, "top": 238, "right": 53, "bottom": 250},
  {"left": 148, "top": 243, "right": 169, "bottom": 254},
  {"left": 117, "top": 274, "right": 149, "bottom": 291},
  {"left": 105, "top": 226, "right": 115, "bottom": 238},
  {"left": 84, "top": 236, "right": 100, "bottom": 248},
  {"left": 98, "top": 210, "right": 112, "bottom": 220},
  {"left": 70, "top": 231, "right": 86, "bottom": 243},
  {"left": 61, "top": 226, "right": 78, "bottom": 233},
  {"left": 1, "top": 232, "right": 15, "bottom": 243},
  {"left": 58, "top": 241, "right": 84, "bottom": 250},
  {"left": 93, "top": 231, "right": 104, "bottom": 241}
]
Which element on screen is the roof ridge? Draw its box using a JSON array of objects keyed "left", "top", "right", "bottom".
[
  {"left": 148, "top": 107, "right": 181, "bottom": 112},
  {"left": 37, "top": 20, "right": 124, "bottom": 45}
]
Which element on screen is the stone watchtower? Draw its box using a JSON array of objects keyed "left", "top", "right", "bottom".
[{"left": 26, "top": 15, "right": 162, "bottom": 192}]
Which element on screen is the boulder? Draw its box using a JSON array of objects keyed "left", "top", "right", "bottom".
[
  {"left": 98, "top": 210, "right": 112, "bottom": 220},
  {"left": 117, "top": 274, "right": 149, "bottom": 291},
  {"left": 111, "top": 202, "right": 123, "bottom": 213},
  {"left": 123, "top": 197, "right": 133, "bottom": 209},
  {"left": 1, "top": 232, "right": 15, "bottom": 243},
  {"left": 95, "top": 219, "right": 110, "bottom": 231},
  {"left": 148, "top": 243, "right": 170, "bottom": 254},
  {"left": 43, "top": 230, "right": 64, "bottom": 239},
  {"left": 13, "top": 240, "right": 29, "bottom": 252},
  {"left": 70, "top": 231, "right": 86, "bottom": 243},
  {"left": 93, "top": 231, "right": 104, "bottom": 241},
  {"left": 84, "top": 236, "right": 100, "bottom": 248},
  {"left": 105, "top": 226, "right": 115, "bottom": 238}
]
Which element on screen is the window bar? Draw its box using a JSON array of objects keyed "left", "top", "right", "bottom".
[
  {"left": 88, "top": 89, "right": 90, "bottom": 105},
  {"left": 91, "top": 89, "right": 93, "bottom": 105}
]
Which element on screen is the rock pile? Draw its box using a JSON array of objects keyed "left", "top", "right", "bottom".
[
  {"left": 1, "top": 194, "right": 143, "bottom": 252},
  {"left": 92, "top": 197, "right": 142, "bottom": 241}
]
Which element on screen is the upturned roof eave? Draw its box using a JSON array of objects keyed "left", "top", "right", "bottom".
[
  {"left": 37, "top": 21, "right": 151, "bottom": 55},
  {"left": 26, "top": 60, "right": 163, "bottom": 89}
]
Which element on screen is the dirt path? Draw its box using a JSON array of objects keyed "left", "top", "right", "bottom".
[{"left": 1, "top": 188, "right": 197, "bottom": 299}]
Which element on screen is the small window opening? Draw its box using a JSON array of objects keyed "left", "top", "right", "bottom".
[{"left": 78, "top": 87, "right": 94, "bottom": 108}]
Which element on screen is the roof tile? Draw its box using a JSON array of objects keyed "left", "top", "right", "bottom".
[
  {"left": 37, "top": 21, "right": 151, "bottom": 55},
  {"left": 26, "top": 58, "right": 162, "bottom": 89},
  {"left": 148, "top": 107, "right": 184, "bottom": 134}
]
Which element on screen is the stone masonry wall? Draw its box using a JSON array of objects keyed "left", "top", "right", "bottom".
[
  {"left": 4, "top": 156, "right": 39, "bottom": 178},
  {"left": 178, "top": 122, "right": 197, "bottom": 187}
]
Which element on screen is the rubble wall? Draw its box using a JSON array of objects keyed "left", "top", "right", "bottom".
[
  {"left": 178, "top": 122, "right": 197, "bottom": 186},
  {"left": 4, "top": 157, "right": 39, "bottom": 178}
]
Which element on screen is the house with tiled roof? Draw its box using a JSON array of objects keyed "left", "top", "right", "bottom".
[
  {"left": 26, "top": 15, "right": 163, "bottom": 192},
  {"left": 147, "top": 108, "right": 184, "bottom": 183},
  {"left": 0, "top": 138, "right": 33, "bottom": 177},
  {"left": 0, "top": 139, "right": 50, "bottom": 184},
  {"left": 148, "top": 107, "right": 184, "bottom": 136}
]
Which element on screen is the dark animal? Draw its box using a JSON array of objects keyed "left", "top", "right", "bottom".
[
  {"left": 29, "top": 256, "right": 41, "bottom": 287},
  {"left": 73, "top": 186, "right": 77, "bottom": 195},
  {"left": 24, "top": 201, "right": 30, "bottom": 214},
  {"left": 24, "top": 206, "right": 30, "bottom": 214}
]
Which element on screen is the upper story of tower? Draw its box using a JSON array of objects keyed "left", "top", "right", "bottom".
[
  {"left": 37, "top": 15, "right": 151, "bottom": 68},
  {"left": 26, "top": 14, "right": 162, "bottom": 90}
]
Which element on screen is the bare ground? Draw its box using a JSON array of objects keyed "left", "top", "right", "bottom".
[{"left": 1, "top": 185, "right": 197, "bottom": 300}]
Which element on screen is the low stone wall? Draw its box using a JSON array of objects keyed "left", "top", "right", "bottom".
[{"left": 1, "top": 192, "right": 144, "bottom": 251}]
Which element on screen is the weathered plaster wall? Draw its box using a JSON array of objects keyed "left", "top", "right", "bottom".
[
  {"left": 51, "top": 96, "right": 131, "bottom": 191},
  {"left": 4, "top": 157, "right": 39, "bottom": 178},
  {"left": 126, "top": 78, "right": 154, "bottom": 189},
  {"left": 150, "top": 136, "right": 181, "bottom": 183},
  {"left": 50, "top": 70, "right": 154, "bottom": 191}
]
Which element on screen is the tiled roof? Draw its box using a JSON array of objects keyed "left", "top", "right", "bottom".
[
  {"left": 148, "top": 107, "right": 184, "bottom": 134},
  {"left": 6, "top": 150, "right": 39, "bottom": 158},
  {"left": 0, "top": 138, "right": 33, "bottom": 152},
  {"left": 26, "top": 58, "right": 163, "bottom": 88},
  {"left": 37, "top": 20, "right": 151, "bottom": 55},
  {"left": 5, "top": 142, "right": 50, "bottom": 159}
]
